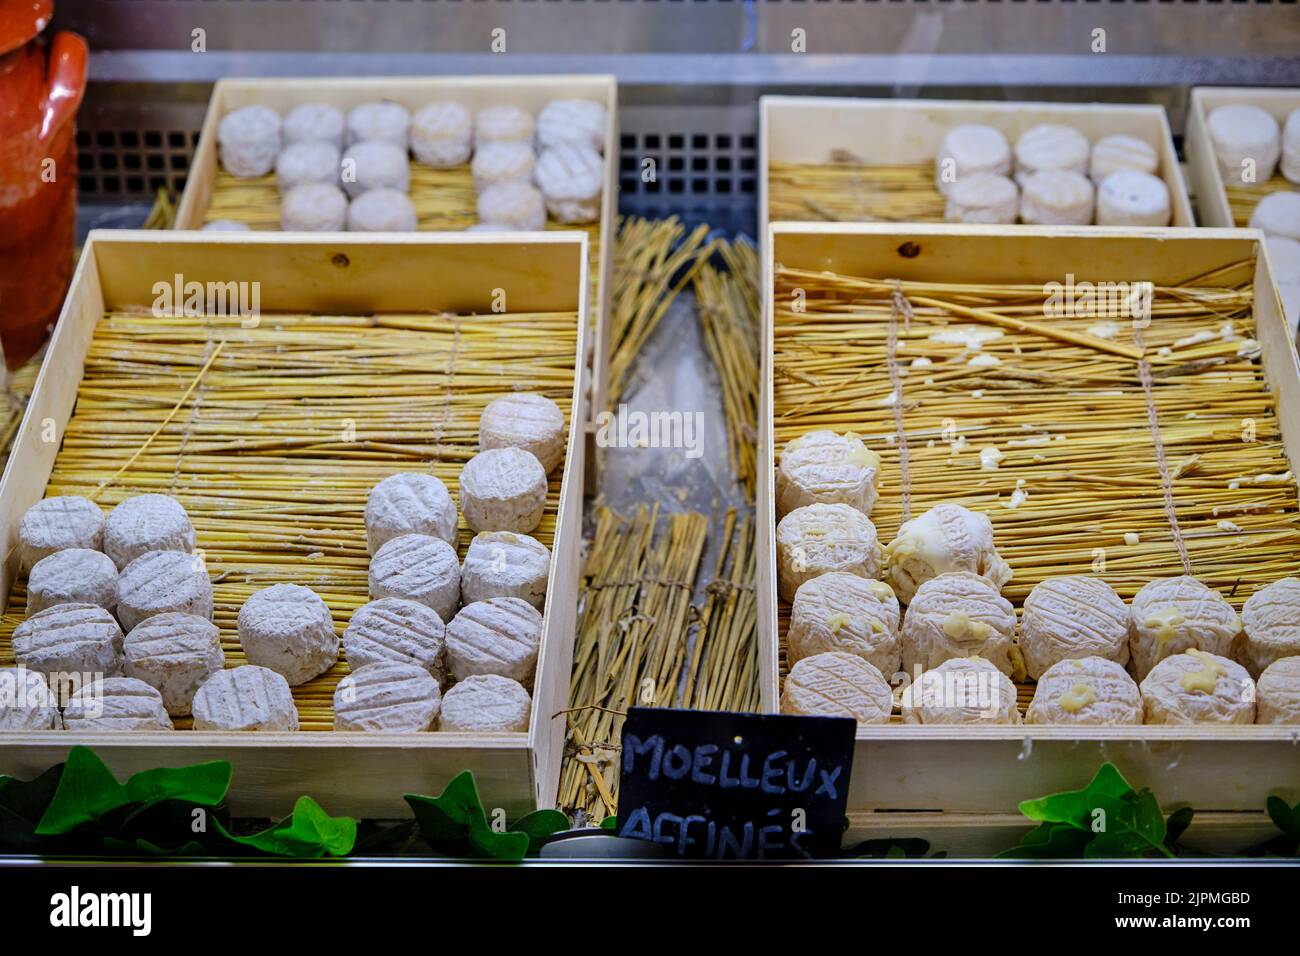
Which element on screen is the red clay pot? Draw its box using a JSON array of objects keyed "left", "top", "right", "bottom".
[{"left": 0, "top": 0, "right": 87, "bottom": 368}]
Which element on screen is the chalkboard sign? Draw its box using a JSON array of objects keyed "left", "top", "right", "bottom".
[{"left": 616, "top": 708, "right": 856, "bottom": 860}]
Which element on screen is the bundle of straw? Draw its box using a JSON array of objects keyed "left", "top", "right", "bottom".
[
  {"left": 606, "top": 216, "right": 714, "bottom": 403},
  {"left": 767, "top": 159, "right": 945, "bottom": 223},
  {"left": 0, "top": 357, "right": 39, "bottom": 472},
  {"left": 773, "top": 259, "right": 1300, "bottom": 716},
  {"left": 559, "top": 504, "right": 760, "bottom": 819},
  {"left": 694, "top": 238, "right": 762, "bottom": 497},
  {"left": 0, "top": 307, "right": 578, "bottom": 730}
]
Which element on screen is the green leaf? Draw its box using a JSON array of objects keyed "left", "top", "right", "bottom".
[
  {"left": 35, "top": 747, "right": 129, "bottom": 835},
  {"left": 215, "top": 796, "right": 356, "bottom": 858},
  {"left": 512, "top": 809, "right": 569, "bottom": 854},
  {"left": 1017, "top": 762, "right": 1134, "bottom": 828},
  {"left": 103, "top": 836, "right": 210, "bottom": 857},
  {"left": 1266, "top": 796, "right": 1300, "bottom": 840},
  {"left": 1164, "top": 806, "right": 1195, "bottom": 848},
  {"left": 997, "top": 822, "right": 1093, "bottom": 859},
  {"left": 124, "top": 763, "right": 230, "bottom": 809},
  {"left": 35, "top": 748, "right": 232, "bottom": 836},
  {"left": 844, "top": 837, "right": 933, "bottom": 859},
  {"left": 404, "top": 772, "right": 529, "bottom": 861},
  {"left": 0, "top": 765, "right": 65, "bottom": 850},
  {"left": 1084, "top": 791, "right": 1172, "bottom": 859},
  {"left": 600, "top": 815, "right": 617, "bottom": 830}
]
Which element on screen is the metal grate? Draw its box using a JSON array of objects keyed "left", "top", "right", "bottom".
[{"left": 76, "top": 127, "right": 199, "bottom": 200}]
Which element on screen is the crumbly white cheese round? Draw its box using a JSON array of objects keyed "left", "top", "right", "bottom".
[
  {"left": 472, "top": 140, "right": 536, "bottom": 189},
  {"left": 533, "top": 146, "right": 604, "bottom": 224},
  {"left": 343, "top": 597, "right": 446, "bottom": 680},
  {"left": 27, "top": 548, "right": 118, "bottom": 616},
  {"left": 460, "top": 447, "right": 548, "bottom": 534},
  {"left": 201, "top": 219, "right": 251, "bottom": 232},
  {"left": 776, "top": 503, "right": 881, "bottom": 603},
  {"left": 475, "top": 105, "right": 534, "bottom": 145},
  {"left": 0, "top": 667, "right": 59, "bottom": 730},
  {"left": 780, "top": 652, "right": 893, "bottom": 725},
  {"left": 275, "top": 140, "right": 341, "bottom": 191},
  {"left": 410, "top": 101, "right": 473, "bottom": 167},
  {"left": 12, "top": 603, "right": 124, "bottom": 679},
  {"left": 1239, "top": 577, "right": 1300, "bottom": 677},
  {"left": 479, "top": 392, "right": 567, "bottom": 473},
  {"left": 777, "top": 430, "right": 881, "bottom": 519},
  {"left": 18, "top": 495, "right": 105, "bottom": 570},
  {"left": 1088, "top": 134, "right": 1159, "bottom": 183},
  {"left": 901, "top": 570, "right": 1021, "bottom": 679},
  {"left": 788, "top": 573, "right": 901, "bottom": 678},
  {"left": 934, "top": 124, "right": 1012, "bottom": 195},
  {"left": 1256, "top": 655, "right": 1300, "bottom": 724},
  {"left": 1283, "top": 109, "right": 1300, "bottom": 183},
  {"left": 346, "top": 101, "right": 410, "bottom": 147},
  {"left": 123, "top": 612, "right": 225, "bottom": 716},
  {"left": 476, "top": 180, "right": 546, "bottom": 231},
  {"left": 537, "top": 99, "right": 608, "bottom": 153},
  {"left": 1096, "top": 170, "right": 1171, "bottom": 227},
  {"left": 1248, "top": 191, "right": 1300, "bottom": 241},
  {"left": 333, "top": 661, "right": 442, "bottom": 733},
  {"left": 63, "top": 676, "right": 173, "bottom": 732},
  {"left": 1013, "top": 124, "right": 1090, "bottom": 184},
  {"left": 280, "top": 182, "right": 348, "bottom": 232},
  {"left": 192, "top": 665, "right": 300, "bottom": 732},
  {"left": 1019, "top": 169, "right": 1095, "bottom": 225},
  {"left": 900, "top": 656, "right": 1021, "bottom": 725},
  {"left": 884, "top": 502, "right": 1012, "bottom": 604},
  {"left": 103, "top": 494, "right": 195, "bottom": 570},
  {"left": 347, "top": 188, "right": 417, "bottom": 232},
  {"left": 460, "top": 530, "right": 551, "bottom": 610},
  {"left": 340, "top": 139, "right": 410, "bottom": 198},
  {"left": 365, "top": 472, "right": 458, "bottom": 554},
  {"left": 237, "top": 583, "right": 338, "bottom": 685},
  {"left": 1207, "top": 103, "right": 1281, "bottom": 186},
  {"left": 1129, "top": 576, "right": 1240, "bottom": 681},
  {"left": 438, "top": 673, "right": 531, "bottom": 732},
  {"left": 1026, "top": 656, "right": 1142, "bottom": 725},
  {"left": 446, "top": 596, "right": 543, "bottom": 686},
  {"left": 944, "top": 173, "right": 1019, "bottom": 225},
  {"left": 283, "top": 102, "right": 346, "bottom": 148},
  {"left": 1020, "top": 575, "right": 1131, "bottom": 679},
  {"left": 218, "top": 105, "right": 282, "bottom": 178},
  {"left": 369, "top": 533, "right": 462, "bottom": 621},
  {"left": 117, "top": 550, "right": 214, "bottom": 632},
  {"left": 1140, "top": 649, "right": 1254, "bottom": 724}
]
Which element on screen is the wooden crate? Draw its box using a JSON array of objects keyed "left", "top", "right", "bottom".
[
  {"left": 759, "top": 222, "right": 1300, "bottom": 829},
  {"left": 1186, "top": 86, "right": 1299, "bottom": 228},
  {"left": 760, "top": 95, "right": 1195, "bottom": 241},
  {"left": 173, "top": 75, "right": 619, "bottom": 430},
  {"left": 0, "top": 230, "right": 589, "bottom": 821}
]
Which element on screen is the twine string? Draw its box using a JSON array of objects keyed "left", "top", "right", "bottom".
[{"left": 1134, "top": 317, "right": 1193, "bottom": 575}]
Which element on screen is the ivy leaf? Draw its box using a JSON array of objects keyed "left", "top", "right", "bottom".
[
  {"left": 1266, "top": 796, "right": 1300, "bottom": 840},
  {"left": 0, "top": 765, "right": 65, "bottom": 851},
  {"left": 1017, "top": 762, "right": 1134, "bottom": 828},
  {"left": 124, "top": 763, "right": 231, "bottom": 809},
  {"left": 998, "top": 822, "right": 1093, "bottom": 859},
  {"left": 35, "top": 747, "right": 231, "bottom": 836},
  {"left": 1164, "top": 806, "right": 1195, "bottom": 849},
  {"left": 1085, "top": 791, "right": 1173, "bottom": 859},
  {"left": 103, "top": 836, "right": 210, "bottom": 857},
  {"left": 600, "top": 815, "right": 617, "bottom": 830},
  {"left": 511, "top": 809, "right": 569, "bottom": 854},
  {"left": 214, "top": 796, "right": 355, "bottom": 858},
  {"left": 404, "top": 771, "right": 529, "bottom": 861},
  {"left": 844, "top": 837, "right": 933, "bottom": 859},
  {"left": 352, "top": 819, "right": 418, "bottom": 855}
]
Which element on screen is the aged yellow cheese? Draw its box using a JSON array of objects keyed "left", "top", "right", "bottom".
[
  {"left": 826, "top": 613, "right": 851, "bottom": 633},
  {"left": 1144, "top": 605, "right": 1185, "bottom": 645},
  {"left": 941, "top": 611, "right": 993, "bottom": 641}
]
